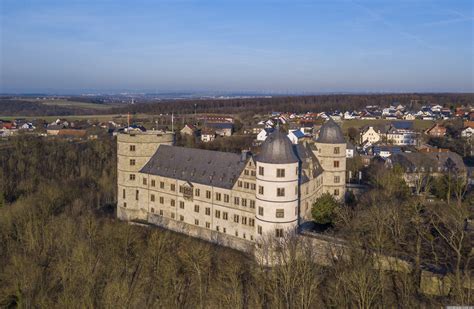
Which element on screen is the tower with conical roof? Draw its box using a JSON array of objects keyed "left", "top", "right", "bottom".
[
  {"left": 255, "top": 130, "right": 299, "bottom": 239},
  {"left": 314, "top": 118, "right": 346, "bottom": 199}
]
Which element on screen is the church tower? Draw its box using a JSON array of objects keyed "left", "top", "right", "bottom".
[
  {"left": 255, "top": 130, "right": 299, "bottom": 239},
  {"left": 314, "top": 118, "right": 346, "bottom": 199}
]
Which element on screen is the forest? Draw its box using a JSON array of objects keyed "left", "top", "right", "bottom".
[
  {"left": 0, "top": 135, "right": 472, "bottom": 308},
  {"left": 111, "top": 93, "right": 474, "bottom": 116},
  {"left": 2, "top": 93, "right": 474, "bottom": 117}
]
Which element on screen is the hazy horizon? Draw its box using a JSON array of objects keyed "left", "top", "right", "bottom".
[{"left": 1, "top": 0, "right": 473, "bottom": 94}]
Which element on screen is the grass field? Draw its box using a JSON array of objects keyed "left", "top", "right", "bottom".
[
  {"left": 0, "top": 114, "right": 125, "bottom": 122},
  {"left": 342, "top": 119, "right": 434, "bottom": 132}
]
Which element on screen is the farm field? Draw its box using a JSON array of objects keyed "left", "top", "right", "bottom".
[{"left": 25, "top": 99, "right": 120, "bottom": 110}]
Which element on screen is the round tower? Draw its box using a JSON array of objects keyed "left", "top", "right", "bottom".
[
  {"left": 314, "top": 118, "right": 346, "bottom": 199},
  {"left": 255, "top": 130, "right": 299, "bottom": 240}
]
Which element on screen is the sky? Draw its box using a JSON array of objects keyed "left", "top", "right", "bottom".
[{"left": 0, "top": 0, "right": 473, "bottom": 94}]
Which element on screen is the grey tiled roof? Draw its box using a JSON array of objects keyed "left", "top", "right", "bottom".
[
  {"left": 140, "top": 145, "right": 247, "bottom": 189},
  {"left": 256, "top": 130, "right": 299, "bottom": 164},
  {"left": 390, "top": 152, "right": 466, "bottom": 173},
  {"left": 316, "top": 118, "right": 345, "bottom": 144}
]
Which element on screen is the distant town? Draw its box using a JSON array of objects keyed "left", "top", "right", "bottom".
[{"left": 1, "top": 97, "right": 473, "bottom": 190}]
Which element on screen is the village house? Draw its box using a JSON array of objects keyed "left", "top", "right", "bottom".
[
  {"left": 425, "top": 123, "right": 447, "bottom": 137},
  {"left": 256, "top": 128, "right": 275, "bottom": 142},
  {"left": 360, "top": 126, "right": 382, "bottom": 144},
  {"left": 200, "top": 128, "right": 216, "bottom": 143},
  {"left": 180, "top": 124, "right": 200, "bottom": 137},
  {"left": 386, "top": 151, "right": 467, "bottom": 188}
]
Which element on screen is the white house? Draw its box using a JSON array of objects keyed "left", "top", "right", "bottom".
[
  {"left": 346, "top": 142, "right": 355, "bottom": 158},
  {"left": 287, "top": 129, "right": 305, "bottom": 144},
  {"left": 386, "top": 127, "right": 417, "bottom": 146},
  {"left": 257, "top": 128, "right": 275, "bottom": 142},
  {"left": 461, "top": 127, "right": 474, "bottom": 138},
  {"left": 201, "top": 128, "right": 216, "bottom": 142},
  {"left": 360, "top": 126, "right": 381, "bottom": 144}
]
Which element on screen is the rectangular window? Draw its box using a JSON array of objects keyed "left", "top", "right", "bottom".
[
  {"left": 334, "top": 189, "right": 340, "bottom": 196},
  {"left": 242, "top": 217, "right": 247, "bottom": 225},
  {"left": 122, "top": 189, "right": 126, "bottom": 198},
  {"left": 242, "top": 198, "right": 247, "bottom": 207},
  {"left": 215, "top": 210, "right": 221, "bottom": 218},
  {"left": 151, "top": 179, "right": 156, "bottom": 187},
  {"left": 249, "top": 218, "right": 255, "bottom": 227},
  {"left": 171, "top": 213, "right": 175, "bottom": 219},
  {"left": 151, "top": 194, "right": 155, "bottom": 202},
  {"left": 224, "top": 194, "right": 229, "bottom": 203},
  {"left": 235, "top": 231, "right": 239, "bottom": 237},
  {"left": 223, "top": 212, "right": 228, "bottom": 220},
  {"left": 249, "top": 200, "right": 255, "bottom": 209},
  {"left": 277, "top": 168, "right": 285, "bottom": 178},
  {"left": 143, "top": 178, "right": 147, "bottom": 185},
  {"left": 334, "top": 176, "right": 340, "bottom": 183},
  {"left": 277, "top": 188, "right": 285, "bottom": 197},
  {"left": 151, "top": 207, "right": 154, "bottom": 213},
  {"left": 244, "top": 182, "right": 249, "bottom": 189},
  {"left": 223, "top": 227, "right": 227, "bottom": 233},
  {"left": 234, "top": 215, "right": 239, "bottom": 223},
  {"left": 258, "top": 166, "right": 264, "bottom": 176},
  {"left": 215, "top": 193, "right": 221, "bottom": 201},
  {"left": 216, "top": 226, "right": 220, "bottom": 232},
  {"left": 251, "top": 183, "right": 256, "bottom": 190},
  {"left": 123, "top": 202, "right": 127, "bottom": 208},
  {"left": 179, "top": 201, "right": 185, "bottom": 209},
  {"left": 258, "top": 225, "right": 262, "bottom": 235},
  {"left": 130, "top": 145, "right": 136, "bottom": 151},
  {"left": 194, "top": 205, "right": 199, "bottom": 213},
  {"left": 258, "top": 207, "right": 264, "bottom": 216},
  {"left": 160, "top": 181, "right": 164, "bottom": 189},
  {"left": 195, "top": 188, "right": 200, "bottom": 196},
  {"left": 129, "top": 174, "right": 136, "bottom": 181},
  {"left": 206, "top": 222, "right": 210, "bottom": 228},
  {"left": 276, "top": 229, "right": 284, "bottom": 238},
  {"left": 195, "top": 219, "right": 199, "bottom": 226},
  {"left": 276, "top": 209, "right": 284, "bottom": 218},
  {"left": 135, "top": 190, "right": 139, "bottom": 201},
  {"left": 159, "top": 209, "right": 163, "bottom": 216},
  {"left": 159, "top": 196, "right": 164, "bottom": 204},
  {"left": 205, "top": 207, "right": 210, "bottom": 215},
  {"left": 206, "top": 190, "right": 211, "bottom": 199},
  {"left": 258, "top": 186, "right": 264, "bottom": 195},
  {"left": 180, "top": 215, "right": 184, "bottom": 221},
  {"left": 333, "top": 161, "right": 340, "bottom": 168},
  {"left": 244, "top": 170, "right": 249, "bottom": 176},
  {"left": 170, "top": 199, "right": 175, "bottom": 206},
  {"left": 251, "top": 170, "right": 256, "bottom": 176},
  {"left": 171, "top": 184, "right": 175, "bottom": 191},
  {"left": 238, "top": 181, "right": 242, "bottom": 187},
  {"left": 234, "top": 197, "right": 240, "bottom": 205},
  {"left": 130, "top": 159, "right": 136, "bottom": 166},
  {"left": 334, "top": 147, "right": 340, "bottom": 154}
]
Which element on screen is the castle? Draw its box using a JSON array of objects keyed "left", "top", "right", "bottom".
[{"left": 117, "top": 119, "right": 346, "bottom": 252}]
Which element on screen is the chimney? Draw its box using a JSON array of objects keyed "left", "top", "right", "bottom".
[{"left": 241, "top": 150, "right": 249, "bottom": 161}]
